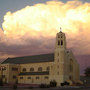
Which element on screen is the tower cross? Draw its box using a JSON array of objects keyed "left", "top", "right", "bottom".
[{"left": 60, "top": 27, "right": 62, "bottom": 32}]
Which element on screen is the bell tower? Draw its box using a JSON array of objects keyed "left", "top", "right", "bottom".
[
  {"left": 53, "top": 28, "right": 67, "bottom": 85},
  {"left": 55, "top": 27, "right": 66, "bottom": 49}
]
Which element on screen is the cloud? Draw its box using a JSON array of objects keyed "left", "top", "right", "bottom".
[{"left": 0, "top": 0, "right": 90, "bottom": 60}]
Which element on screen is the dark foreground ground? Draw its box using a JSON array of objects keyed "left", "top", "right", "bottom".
[{"left": 0, "top": 86, "right": 90, "bottom": 90}]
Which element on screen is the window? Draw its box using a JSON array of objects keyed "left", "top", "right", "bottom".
[
  {"left": 45, "top": 76, "right": 49, "bottom": 79},
  {"left": 36, "top": 77, "right": 39, "bottom": 79},
  {"left": 69, "top": 76, "right": 73, "bottom": 80},
  {"left": 70, "top": 59, "right": 73, "bottom": 72},
  {"left": 20, "top": 77, "right": 23, "bottom": 79},
  {"left": 58, "top": 41, "right": 60, "bottom": 45},
  {"left": 2, "top": 68, "right": 6, "bottom": 70},
  {"left": 61, "top": 36, "right": 62, "bottom": 38},
  {"left": 67, "top": 51, "right": 69, "bottom": 53},
  {"left": 12, "top": 67, "right": 18, "bottom": 71},
  {"left": 22, "top": 68, "right": 26, "bottom": 72},
  {"left": 57, "top": 72, "right": 59, "bottom": 75},
  {"left": 46, "top": 66, "right": 50, "bottom": 71},
  {"left": 61, "top": 40, "right": 63, "bottom": 45},
  {"left": 38, "top": 67, "right": 42, "bottom": 72},
  {"left": 30, "top": 68, "right": 34, "bottom": 72},
  {"left": 2, "top": 75, "right": 5, "bottom": 78},
  {"left": 28, "top": 77, "right": 31, "bottom": 79},
  {"left": 13, "top": 75, "right": 16, "bottom": 79},
  {"left": 57, "top": 65, "right": 59, "bottom": 68},
  {"left": 70, "top": 64, "right": 73, "bottom": 72}
]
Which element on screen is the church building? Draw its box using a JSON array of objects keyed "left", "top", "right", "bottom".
[{"left": 0, "top": 29, "right": 81, "bottom": 86}]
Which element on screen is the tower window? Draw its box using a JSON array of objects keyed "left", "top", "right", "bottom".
[
  {"left": 61, "top": 40, "right": 63, "bottom": 45},
  {"left": 58, "top": 41, "right": 60, "bottom": 45}
]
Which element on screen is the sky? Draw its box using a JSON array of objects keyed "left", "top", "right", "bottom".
[{"left": 0, "top": 0, "right": 90, "bottom": 75}]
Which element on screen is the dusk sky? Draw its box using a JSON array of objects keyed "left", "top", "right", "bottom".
[{"left": 0, "top": 0, "right": 90, "bottom": 74}]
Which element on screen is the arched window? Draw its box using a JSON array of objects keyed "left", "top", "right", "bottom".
[
  {"left": 22, "top": 68, "right": 26, "bottom": 72},
  {"left": 58, "top": 41, "right": 60, "bottom": 45},
  {"left": 70, "top": 59, "right": 73, "bottom": 72},
  {"left": 61, "top": 40, "right": 63, "bottom": 45},
  {"left": 30, "top": 68, "right": 34, "bottom": 72},
  {"left": 46, "top": 66, "right": 50, "bottom": 71},
  {"left": 38, "top": 67, "right": 42, "bottom": 72},
  {"left": 69, "top": 75, "right": 73, "bottom": 80}
]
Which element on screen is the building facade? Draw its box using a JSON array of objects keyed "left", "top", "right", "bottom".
[{"left": 0, "top": 31, "right": 81, "bottom": 86}]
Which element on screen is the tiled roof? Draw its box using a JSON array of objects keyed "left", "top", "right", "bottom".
[
  {"left": 19, "top": 71, "right": 49, "bottom": 75},
  {"left": 2, "top": 53, "right": 54, "bottom": 64}
]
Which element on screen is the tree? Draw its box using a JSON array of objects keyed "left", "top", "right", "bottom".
[{"left": 84, "top": 67, "right": 90, "bottom": 77}]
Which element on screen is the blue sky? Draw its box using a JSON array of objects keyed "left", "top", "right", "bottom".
[{"left": 0, "top": 0, "right": 89, "bottom": 28}]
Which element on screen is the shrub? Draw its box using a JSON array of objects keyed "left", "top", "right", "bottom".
[
  {"left": 39, "top": 83, "right": 50, "bottom": 88},
  {"left": 61, "top": 83, "right": 64, "bottom": 86},
  {"left": 64, "top": 81, "right": 70, "bottom": 85},
  {"left": 13, "top": 84, "right": 17, "bottom": 89},
  {"left": 28, "top": 86, "right": 33, "bottom": 89},
  {"left": 61, "top": 81, "right": 70, "bottom": 86},
  {"left": 50, "top": 80, "right": 57, "bottom": 87}
]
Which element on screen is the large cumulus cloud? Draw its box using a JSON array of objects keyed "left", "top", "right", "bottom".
[{"left": 0, "top": 1, "right": 90, "bottom": 74}]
